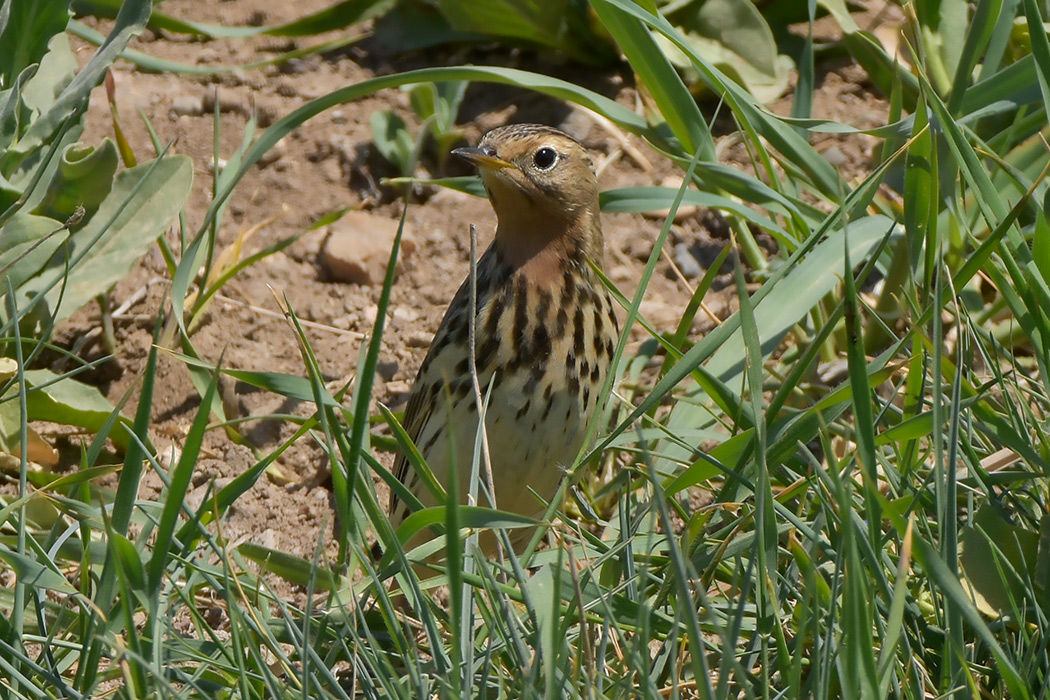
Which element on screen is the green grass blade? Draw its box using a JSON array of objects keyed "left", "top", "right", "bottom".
[
  {"left": 590, "top": 0, "right": 843, "bottom": 198},
  {"left": 146, "top": 366, "right": 219, "bottom": 593},
  {"left": 588, "top": 0, "right": 713, "bottom": 158},
  {"left": 1022, "top": 0, "right": 1050, "bottom": 125},
  {"left": 111, "top": 327, "right": 159, "bottom": 537}
]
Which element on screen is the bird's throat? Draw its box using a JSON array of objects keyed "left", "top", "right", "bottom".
[{"left": 493, "top": 213, "right": 603, "bottom": 288}]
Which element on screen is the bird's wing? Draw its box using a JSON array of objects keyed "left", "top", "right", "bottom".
[
  {"left": 388, "top": 246, "right": 506, "bottom": 519},
  {"left": 389, "top": 275, "right": 473, "bottom": 511}
]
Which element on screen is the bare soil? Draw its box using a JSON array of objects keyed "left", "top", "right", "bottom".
[{"left": 45, "top": 1, "right": 897, "bottom": 591}]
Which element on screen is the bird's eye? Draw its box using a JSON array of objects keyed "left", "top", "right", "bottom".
[{"left": 533, "top": 147, "right": 558, "bottom": 170}]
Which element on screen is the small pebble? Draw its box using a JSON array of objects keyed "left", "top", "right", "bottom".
[
  {"left": 376, "top": 360, "right": 399, "bottom": 381},
  {"left": 609, "top": 264, "right": 632, "bottom": 283},
  {"left": 195, "top": 47, "right": 220, "bottom": 65},
  {"left": 158, "top": 444, "right": 181, "bottom": 470},
  {"left": 202, "top": 90, "right": 250, "bottom": 116},
  {"left": 319, "top": 211, "right": 416, "bottom": 285},
  {"left": 257, "top": 528, "right": 280, "bottom": 550},
  {"left": 279, "top": 58, "right": 311, "bottom": 74},
  {"left": 823, "top": 146, "right": 848, "bottom": 168},
  {"left": 171, "top": 94, "right": 203, "bottom": 116},
  {"left": 672, "top": 243, "right": 704, "bottom": 278},
  {"left": 385, "top": 380, "right": 412, "bottom": 395},
  {"left": 258, "top": 137, "right": 285, "bottom": 166},
  {"left": 393, "top": 307, "right": 419, "bottom": 323},
  {"left": 407, "top": 331, "right": 434, "bottom": 348}
]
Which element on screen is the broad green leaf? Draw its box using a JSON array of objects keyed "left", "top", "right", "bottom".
[
  {"left": 961, "top": 504, "right": 1042, "bottom": 617},
  {"left": 521, "top": 563, "right": 557, "bottom": 683},
  {"left": 10, "top": 0, "right": 150, "bottom": 169},
  {"left": 108, "top": 532, "right": 147, "bottom": 594},
  {"left": 0, "top": 385, "right": 58, "bottom": 463},
  {"left": 406, "top": 81, "right": 467, "bottom": 164},
  {"left": 699, "top": 217, "right": 895, "bottom": 384},
  {"left": 21, "top": 368, "right": 133, "bottom": 448},
  {"left": 0, "top": 64, "right": 38, "bottom": 154},
  {"left": 369, "top": 2, "right": 483, "bottom": 54},
  {"left": 654, "top": 0, "right": 793, "bottom": 103},
  {"left": 0, "top": 0, "right": 70, "bottom": 87},
  {"left": 369, "top": 109, "right": 415, "bottom": 176},
  {"left": 397, "top": 505, "right": 536, "bottom": 546},
  {"left": 880, "top": 484, "right": 1032, "bottom": 700},
  {"left": 0, "top": 546, "right": 77, "bottom": 593},
  {"left": 0, "top": 465, "right": 118, "bottom": 528},
  {"left": 238, "top": 543, "right": 339, "bottom": 590},
  {"left": 19, "top": 32, "right": 77, "bottom": 116},
  {"left": 0, "top": 212, "right": 67, "bottom": 293},
  {"left": 915, "top": 0, "right": 970, "bottom": 95},
  {"left": 0, "top": 118, "right": 82, "bottom": 210},
  {"left": 20, "top": 153, "right": 192, "bottom": 325},
  {"left": 1034, "top": 201, "right": 1050, "bottom": 282},
  {"left": 1022, "top": 0, "right": 1050, "bottom": 122},
  {"left": 437, "top": 0, "right": 564, "bottom": 45},
  {"left": 32, "top": 138, "right": 118, "bottom": 221},
  {"left": 963, "top": 54, "right": 1043, "bottom": 116}
]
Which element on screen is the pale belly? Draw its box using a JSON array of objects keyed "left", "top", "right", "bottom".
[{"left": 410, "top": 366, "right": 590, "bottom": 522}]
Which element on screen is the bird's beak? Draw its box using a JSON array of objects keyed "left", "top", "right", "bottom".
[{"left": 451, "top": 146, "right": 513, "bottom": 171}]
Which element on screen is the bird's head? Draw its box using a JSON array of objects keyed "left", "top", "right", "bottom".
[{"left": 453, "top": 124, "right": 603, "bottom": 267}]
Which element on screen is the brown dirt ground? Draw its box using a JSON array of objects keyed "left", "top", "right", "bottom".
[{"left": 42, "top": 1, "right": 897, "bottom": 595}]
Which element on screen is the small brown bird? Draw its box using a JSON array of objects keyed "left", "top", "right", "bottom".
[{"left": 390, "top": 124, "right": 618, "bottom": 561}]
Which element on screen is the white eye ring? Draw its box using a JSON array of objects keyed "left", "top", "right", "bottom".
[{"left": 533, "top": 146, "right": 558, "bottom": 170}]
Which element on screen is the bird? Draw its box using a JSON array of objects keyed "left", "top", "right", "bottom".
[{"left": 388, "top": 123, "right": 619, "bottom": 567}]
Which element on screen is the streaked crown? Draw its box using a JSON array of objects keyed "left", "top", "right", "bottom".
[{"left": 453, "top": 124, "right": 603, "bottom": 263}]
